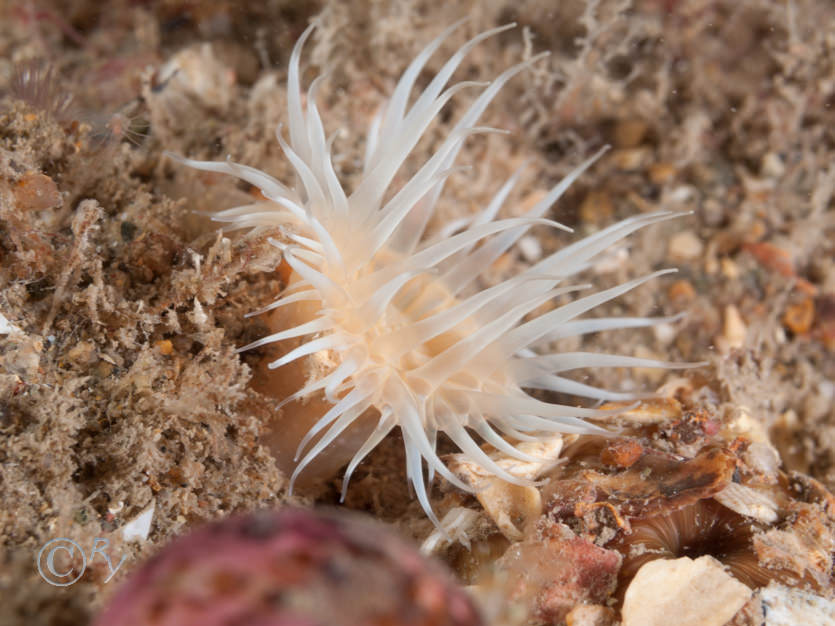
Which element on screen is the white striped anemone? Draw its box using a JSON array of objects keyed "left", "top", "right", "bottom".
[{"left": 168, "top": 21, "right": 693, "bottom": 525}]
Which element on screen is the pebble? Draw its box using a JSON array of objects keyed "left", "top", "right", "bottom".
[
  {"left": 649, "top": 162, "right": 676, "bottom": 184},
  {"left": 667, "top": 279, "right": 696, "bottom": 304},
  {"left": 723, "top": 304, "right": 747, "bottom": 351},
  {"left": 668, "top": 231, "right": 704, "bottom": 262},
  {"left": 725, "top": 408, "right": 771, "bottom": 446},
  {"left": 783, "top": 297, "right": 815, "bottom": 334},
  {"left": 517, "top": 236, "right": 542, "bottom": 263},
  {"left": 720, "top": 257, "right": 740, "bottom": 279},
  {"left": 668, "top": 185, "right": 697, "bottom": 204},
  {"left": 652, "top": 322, "right": 676, "bottom": 345},
  {"left": 446, "top": 436, "right": 563, "bottom": 541},
  {"left": 621, "top": 555, "right": 752, "bottom": 626},
  {"left": 611, "top": 147, "right": 652, "bottom": 171},
  {"left": 760, "top": 152, "right": 786, "bottom": 178},
  {"left": 592, "top": 245, "right": 628, "bottom": 274},
  {"left": 601, "top": 396, "right": 682, "bottom": 425},
  {"left": 154, "top": 339, "right": 174, "bottom": 355},
  {"left": 420, "top": 507, "right": 480, "bottom": 555},
  {"left": 579, "top": 191, "right": 614, "bottom": 225}
]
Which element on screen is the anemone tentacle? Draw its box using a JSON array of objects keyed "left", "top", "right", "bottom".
[{"left": 171, "top": 22, "right": 695, "bottom": 524}]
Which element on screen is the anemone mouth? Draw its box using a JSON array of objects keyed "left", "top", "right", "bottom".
[{"left": 170, "top": 21, "right": 699, "bottom": 525}]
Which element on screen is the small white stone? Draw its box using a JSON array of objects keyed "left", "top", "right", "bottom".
[
  {"left": 668, "top": 185, "right": 697, "bottom": 204},
  {"left": 761, "top": 152, "right": 786, "bottom": 178},
  {"left": 107, "top": 501, "right": 125, "bottom": 515},
  {"left": 720, "top": 257, "right": 740, "bottom": 279},
  {"left": 723, "top": 304, "right": 747, "bottom": 351},
  {"left": 0, "top": 311, "right": 21, "bottom": 335},
  {"left": 668, "top": 231, "right": 704, "bottom": 262},
  {"left": 622, "top": 555, "right": 752, "bottom": 626},
  {"left": 653, "top": 322, "right": 676, "bottom": 345},
  {"left": 122, "top": 503, "right": 155, "bottom": 543},
  {"left": 188, "top": 297, "right": 209, "bottom": 328},
  {"left": 517, "top": 236, "right": 542, "bottom": 263},
  {"left": 727, "top": 408, "right": 771, "bottom": 445}
]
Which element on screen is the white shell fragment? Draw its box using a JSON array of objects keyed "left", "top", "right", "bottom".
[
  {"left": 721, "top": 304, "right": 747, "bottom": 352},
  {"left": 726, "top": 407, "right": 772, "bottom": 446},
  {"left": 420, "top": 507, "right": 480, "bottom": 555},
  {"left": 758, "top": 583, "right": 835, "bottom": 626},
  {"left": 188, "top": 297, "right": 209, "bottom": 329},
  {"left": 121, "top": 503, "right": 155, "bottom": 543},
  {"left": 0, "top": 311, "right": 21, "bottom": 335},
  {"left": 447, "top": 436, "right": 563, "bottom": 541},
  {"left": 517, "top": 236, "right": 542, "bottom": 263},
  {"left": 490, "top": 436, "right": 566, "bottom": 480},
  {"left": 602, "top": 397, "right": 683, "bottom": 425},
  {"left": 622, "top": 555, "right": 752, "bottom": 626},
  {"left": 714, "top": 482, "right": 779, "bottom": 523}
]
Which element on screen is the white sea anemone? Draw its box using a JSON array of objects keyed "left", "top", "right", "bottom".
[{"left": 168, "top": 22, "right": 692, "bottom": 525}]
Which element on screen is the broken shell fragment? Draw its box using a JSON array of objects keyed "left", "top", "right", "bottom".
[
  {"left": 714, "top": 482, "right": 779, "bottom": 523},
  {"left": 446, "top": 436, "right": 563, "bottom": 540},
  {"left": 421, "top": 507, "right": 481, "bottom": 554},
  {"left": 598, "top": 397, "right": 683, "bottom": 425}
]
